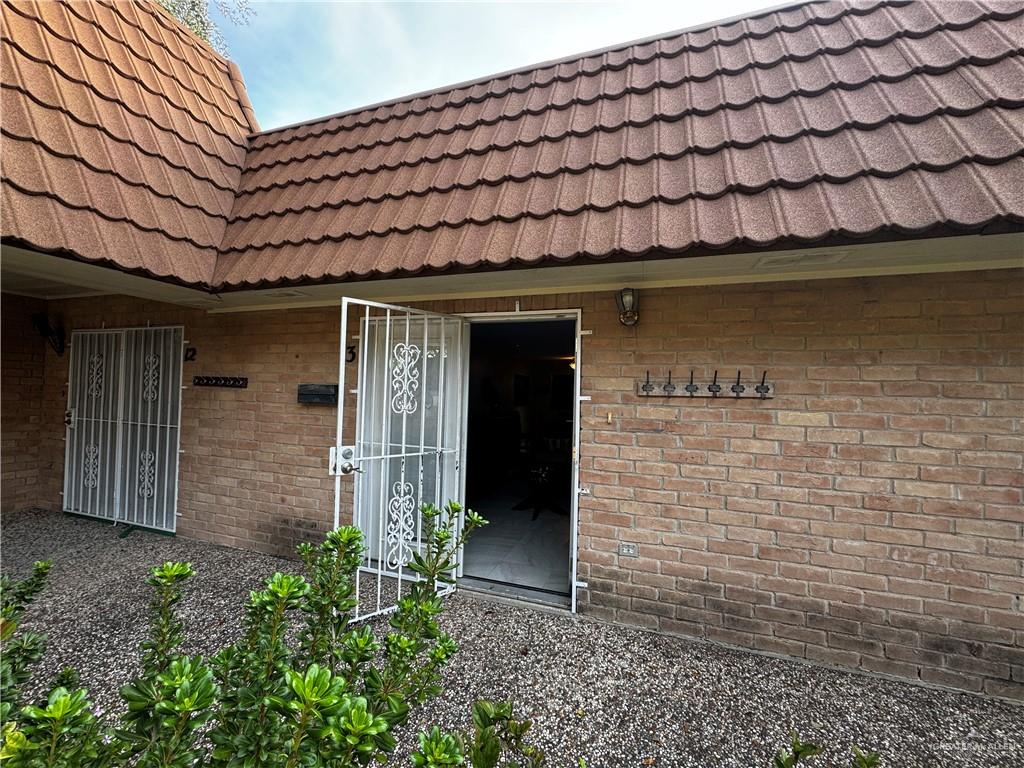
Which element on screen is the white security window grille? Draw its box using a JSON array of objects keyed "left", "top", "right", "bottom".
[
  {"left": 333, "top": 299, "right": 465, "bottom": 621},
  {"left": 63, "top": 327, "right": 183, "bottom": 532}
]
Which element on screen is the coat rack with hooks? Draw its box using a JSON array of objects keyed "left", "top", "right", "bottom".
[{"left": 636, "top": 370, "right": 773, "bottom": 400}]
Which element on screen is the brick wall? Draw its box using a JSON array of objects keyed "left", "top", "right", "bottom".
[
  {"left": 1, "top": 294, "right": 47, "bottom": 512},
  {"left": 31, "top": 298, "right": 341, "bottom": 555},
  {"left": 10, "top": 268, "right": 1023, "bottom": 699},
  {"left": 572, "top": 268, "right": 1023, "bottom": 701}
]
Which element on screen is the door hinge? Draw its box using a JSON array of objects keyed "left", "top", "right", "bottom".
[{"left": 577, "top": 486, "right": 591, "bottom": 496}]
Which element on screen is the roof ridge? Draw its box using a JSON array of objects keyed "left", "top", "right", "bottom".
[
  {"left": 239, "top": 42, "right": 1024, "bottom": 174},
  {"left": 226, "top": 59, "right": 260, "bottom": 133},
  {"left": 134, "top": 1, "right": 260, "bottom": 134},
  {"left": 249, "top": 0, "right": 845, "bottom": 137},
  {"left": 248, "top": 2, "right": 1024, "bottom": 152}
]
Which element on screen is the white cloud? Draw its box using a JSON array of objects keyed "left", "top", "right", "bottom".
[{"left": 221, "top": 0, "right": 775, "bottom": 130}]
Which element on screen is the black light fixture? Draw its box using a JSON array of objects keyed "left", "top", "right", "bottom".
[
  {"left": 615, "top": 287, "right": 639, "bottom": 326},
  {"left": 31, "top": 313, "right": 65, "bottom": 356}
]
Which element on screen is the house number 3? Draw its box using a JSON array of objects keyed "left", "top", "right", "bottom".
[{"left": 346, "top": 345, "right": 356, "bottom": 363}]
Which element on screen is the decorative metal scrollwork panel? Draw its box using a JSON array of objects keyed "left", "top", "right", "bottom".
[
  {"left": 385, "top": 480, "right": 416, "bottom": 568},
  {"left": 83, "top": 445, "right": 100, "bottom": 489},
  {"left": 390, "top": 343, "right": 421, "bottom": 414},
  {"left": 142, "top": 354, "right": 160, "bottom": 402},
  {"left": 87, "top": 354, "right": 104, "bottom": 398},
  {"left": 138, "top": 450, "right": 156, "bottom": 498}
]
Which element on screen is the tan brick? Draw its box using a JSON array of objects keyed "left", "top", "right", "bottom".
[{"left": 777, "top": 411, "right": 830, "bottom": 426}]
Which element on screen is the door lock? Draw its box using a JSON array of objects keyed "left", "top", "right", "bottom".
[{"left": 330, "top": 446, "right": 360, "bottom": 476}]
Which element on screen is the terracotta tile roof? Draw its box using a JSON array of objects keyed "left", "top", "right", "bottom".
[
  {"left": 1, "top": 0, "right": 258, "bottom": 286},
  {"left": 214, "top": 0, "right": 1024, "bottom": 288},
  {"left": 3, "top": 0, "right": 1023, "bottom": 290}
]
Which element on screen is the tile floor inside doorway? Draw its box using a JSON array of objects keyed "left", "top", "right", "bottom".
[{"left": 461, "top": 485, "right": 570, "bottom": 598}]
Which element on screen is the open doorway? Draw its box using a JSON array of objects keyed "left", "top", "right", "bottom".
[{"left": 461, "top": 318, "right": 576, "bottom": 605}]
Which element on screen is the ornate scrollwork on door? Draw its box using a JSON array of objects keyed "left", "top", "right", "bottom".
[
  {"left": 87, "top": 354, "right": 104, "bottom": 398},
  {"left": 390, "top": 343, "right": 421, "bottom": 414},
  {"left": 83, "top": 445, "right": 100, "bottom": 489},
  {"left": 138, "top": 450, "right": 156, "bottom": 498},
  {"left": 385, "top": 480, "right": 416, "bottom": 568},
  {"left": 142, "top": 354, "right": 160, "bottom": 402}
]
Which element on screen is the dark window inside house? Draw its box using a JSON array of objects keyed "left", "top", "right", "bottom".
[{"left": 462, "top": 320, "right": 575, "bottom": 603}]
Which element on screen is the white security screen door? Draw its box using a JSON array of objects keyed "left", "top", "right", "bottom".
[
  {"left": 332, "top": 299, "right": 466, "bottom": 620},
  {"left": 63, "top": 331, "right": 122, "bottom": 521},
  {"left": 63, "top": 327, "right": 183, "bottom": 532}
]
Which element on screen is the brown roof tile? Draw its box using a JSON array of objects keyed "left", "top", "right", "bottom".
[
  {"left": 215, "top": 0, "right": 1024, "bottom": 287},
  {"left": 3, "top": 0, "right": 1022, "bottom": 289},
  {"left": 1, "top": 0, "right": 253, "bottom": 285},
  {"left": 212, "top": 159, "right": 1024, "bottom": 286}
]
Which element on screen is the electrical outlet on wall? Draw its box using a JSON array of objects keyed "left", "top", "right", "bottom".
[{"left": 618, "top": 542, "right": 639, "bottom": 557}]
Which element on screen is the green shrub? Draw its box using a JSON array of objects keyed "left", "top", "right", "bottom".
[
  {"left": 0, "top": 503, "right": 881, "bottom": 767},
  {"left": 0, "top": 501, "right": 499, "bottom": 767},
  {"left": 407, "top": 699, "right": 548, "bottom": 768},
  {"left": 0, "top": 561, "right": 52, "bottom": 725},
  {"left": 772, "top": 732, "right": 881, "bottom": 768}
]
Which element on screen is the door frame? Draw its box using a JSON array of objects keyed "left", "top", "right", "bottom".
[
  {"left": 62, "top": 325, "right": 184, "bottom": 532},
  {"left": 457, "top": 309, "right": 583, "bottom": 612}
]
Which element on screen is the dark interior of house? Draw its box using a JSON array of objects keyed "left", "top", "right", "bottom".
[{"left": 462, "top": 319, "right": 575, "bottom": 599}]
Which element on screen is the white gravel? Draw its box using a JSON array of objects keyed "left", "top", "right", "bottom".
[{"left": 2, "top": 509, "right": 1021, "bottom": 767}]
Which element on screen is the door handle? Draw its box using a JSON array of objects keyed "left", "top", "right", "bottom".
[{"left": 330, "top": 445, "right": 362, "bottom": 476}]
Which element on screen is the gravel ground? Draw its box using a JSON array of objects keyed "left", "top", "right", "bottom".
[{"left": 2, "top": 508, "right": 1021, "bottom": 767}]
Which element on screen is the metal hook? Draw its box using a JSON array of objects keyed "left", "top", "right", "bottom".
[
  {"left": 708, "top": 370, "right": 721, "bottom": 398},
  {"left": 685, "top": 369, "right": 698, "bottom": 396},
  {"left": 641, "top": 370, "right": 654, "bottom": 394},
  {"left": 755, "top": 370, "right": 770, "bottom": 399},
  {"left": 731, "top": 370, "right": 745, "bottom": 398},
  {"left": 663, "top": 370, "right": 676, "bottom": 395}
]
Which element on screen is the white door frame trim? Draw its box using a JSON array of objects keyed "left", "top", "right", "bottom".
[{"left": 459, "top": 308, "right": 584, "bottom": 611}]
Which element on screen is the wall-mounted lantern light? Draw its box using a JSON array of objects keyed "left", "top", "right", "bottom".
[
  {"left": 616, "top": 288, "right": 639, "bottom": 326},
  {"left": 31, "top": 313, "right": 65, "bottom": 356}
]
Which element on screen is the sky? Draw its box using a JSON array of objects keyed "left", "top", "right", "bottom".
[{"left": 214, "top": 0, "right": 776, "bottom": 131}]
